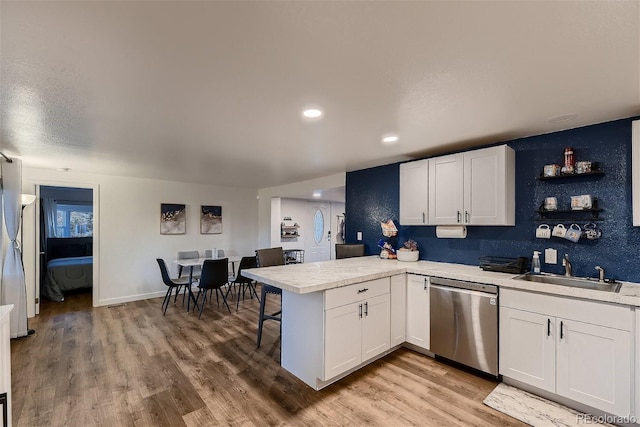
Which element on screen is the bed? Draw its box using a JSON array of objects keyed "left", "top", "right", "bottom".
[
  {"left": 42, "top": 256, "right": 93, "bottom": 302},
  {"left": 42, "top": 237, "right": 93, "bottom": 302}
]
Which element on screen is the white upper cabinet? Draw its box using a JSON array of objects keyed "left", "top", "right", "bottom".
[
  {"left": 429, "top": 145, "right": 515, "bottom": 226},
  {"left": 399, "top": 159, "right": 429, "bottom": 225},
  {"left": 428, "top": 153, "right": 464, "bottom": 224}
]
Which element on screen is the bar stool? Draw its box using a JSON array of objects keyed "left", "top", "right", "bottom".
[{"left": 255, "top": 247, "right": 285, "bottom": 347}]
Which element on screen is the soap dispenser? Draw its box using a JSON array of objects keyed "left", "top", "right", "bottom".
[{"left": 532, "top": 251, "right": 541, "bottom": 274}]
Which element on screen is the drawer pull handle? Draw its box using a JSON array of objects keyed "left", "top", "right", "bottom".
[
  {"left": 359, "top": 304, "right": 363, "bottom": 319},
  {"left": 357, "top": 288, "right": 369, "bottom": 294},
  {"left": 547, "top": 319, "right": 551, "bottom": 336},
  {"left": 560, "top": 321, "right": 564, "bottom": 340},
  {"left": 364, "top": 301, "right": 368, "bottom": 316}
]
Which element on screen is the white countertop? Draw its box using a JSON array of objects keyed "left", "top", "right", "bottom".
[{"left": 241, "top": 256, "right": 640, "bottom": 306}]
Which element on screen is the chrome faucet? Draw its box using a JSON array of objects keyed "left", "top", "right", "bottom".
[
  {"left": 595, "top": 266, "right": 605, "bottom": 282},
  {"left": 562, "top": 254, "right": 572, "bottom": 277}
]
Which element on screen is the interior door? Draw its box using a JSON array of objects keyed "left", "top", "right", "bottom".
[{"left": 306, "top": 203, "right": 330, "bottom": 263}]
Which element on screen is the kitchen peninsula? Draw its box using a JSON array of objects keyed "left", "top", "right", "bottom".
[{"left": 243, "top": 256, "right": 640, "bottom": 419}]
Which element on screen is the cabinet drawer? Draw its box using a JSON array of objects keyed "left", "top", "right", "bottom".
[
  {"left": 325, "top": 278, "right": 390, "bottom": 310},
  {"left": 501, "top": 288, "right": 633, "bottom": 331}
]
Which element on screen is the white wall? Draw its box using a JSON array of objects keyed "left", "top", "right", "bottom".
[
  {"left": 257, "top": 173, "right": 345, "bottom": 248},
  {"left": 21, "top": 167, "right": 259, "bottom": 315},
  {"left": 275, "top": 198, "right": 345, "bottom": 260}
]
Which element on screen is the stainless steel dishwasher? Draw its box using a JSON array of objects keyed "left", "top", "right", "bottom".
[{"left": 429, "top": 276, "right": 499, "bottom": 376}]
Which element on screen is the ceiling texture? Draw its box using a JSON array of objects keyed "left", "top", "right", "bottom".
[{"left": 1, "top": 1, "right": 639, "bottom": 191}]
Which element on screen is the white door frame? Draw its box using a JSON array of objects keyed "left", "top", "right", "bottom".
[{"left": 33, "top": 181, "right": 99, "bottom": 313}]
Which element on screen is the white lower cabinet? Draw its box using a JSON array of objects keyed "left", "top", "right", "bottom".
[
  {"left": 500, "top": 289, "right": 633, "bottom": 417},
  {"left": 324, "top": 301, "right": 363, "bottom": 379},
  {"left": 390, "top": 274, "right": 407, "bottom": 347},
  {"left": 406, "top": 274, "right": 429, "bottom": 350},
  {"left": 323, "top": 278, "right": 390, "bottom": 381},
  {"left": 500, "top": 307, "right": 556, "bottom": 392},
  {"left": 556, "top": 319, "right": 630, "bottom": 414}
]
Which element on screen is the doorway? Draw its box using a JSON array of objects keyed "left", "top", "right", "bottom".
[
  {"left": 36, "top": 185, "right": 96, "bottom": 314},
  {"left": 305, "top": 203, "right": 330, "bottom": 262}
]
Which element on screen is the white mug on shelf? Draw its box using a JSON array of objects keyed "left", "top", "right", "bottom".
[
  {"left": 564, "top": 224, "right": 582, "bottom": 243},
  {"left": 536, "top": 224, "right": 551, "bottom": 239},
  {"left": 552, "top": 224, "right": 567, "bottom": 238}
]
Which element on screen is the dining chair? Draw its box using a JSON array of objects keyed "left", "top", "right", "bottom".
[
  {"left": 231, "top": 256, "right": 259, "bottom": 311},
  {"left": 195, "top": 258, "right": 231, "bottom": 318},
  {"left": 255, "top": 247, "right": 285, "bottom": 347},
  {"left": 335, "top": 243, "right": 366, "bottom": 259},
  {"left": 156, "top": 258, "right": 191, "bottom": 316}
]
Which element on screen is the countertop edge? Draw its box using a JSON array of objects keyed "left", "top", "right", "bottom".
[{"left": 242, "top": 259, "right": 640, "bottom": 307}]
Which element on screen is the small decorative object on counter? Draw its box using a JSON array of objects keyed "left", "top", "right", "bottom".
[
  {"left": 397, "top": 239, "right": 419, "bottom": 262},
  {"left": 562, "top": 146, "right": 575, "bottom": 174},
  {"left": 401, "top": 239, "right": 418, "bottom": 251},
  {"left": 377, "top": 239, "right": 397, "bottom": 259}
]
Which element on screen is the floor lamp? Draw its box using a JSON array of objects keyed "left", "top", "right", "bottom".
[{"left": 20, "top": 194, "right": 36, "bottom": 336}]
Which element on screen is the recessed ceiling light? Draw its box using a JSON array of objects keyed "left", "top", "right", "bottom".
[
  {"left": 548, "top": 114, "right": 577, "bottom": 123},
  {"left": 312, "top": 191, "right": 322, "bottom": 198},
  {"left": 381, "top": 135, "right": 399, "bottom": 145},
  {"left": 303, "top": 108, "right": 323, "bottom": 119}
]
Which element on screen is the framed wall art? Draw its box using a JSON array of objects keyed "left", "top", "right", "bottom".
[
  {"left": 201, "top": 205, "right": 222, "bottom": 234},
  {"left": 160, "top": 203, "right": 186, "bottom": 235}
]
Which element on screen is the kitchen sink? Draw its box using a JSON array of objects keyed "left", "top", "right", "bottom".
[{"left": 515, "top": 273, "right": 622, "bottom": 293}]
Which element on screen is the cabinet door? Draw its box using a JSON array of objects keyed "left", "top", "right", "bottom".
[
  {"left": 464, "top": 145, "right": 515, "bottom": 225},
  {"left": 324, "top": 302, "right": 362, "bottom": 380},
  {"left": 556, "top": 319, "right": 631, "bottom": 417},
  {"left": 399, "top": 160, "right": 429, "bottom": 225},
  {"left": 428, "top": 154, "right": 464, "bottom": 225},
  {"left": 499, "top": 307, "right": 555, "bottom": 393},
  {"left": 361, "top": 294, "right": 391, "bottom": 361},
  {"left": 406, "top": 275, "right": 429, "bottom": 350},
  {"left": 390, "top": 275, "right": 406, "bottom": 347}
]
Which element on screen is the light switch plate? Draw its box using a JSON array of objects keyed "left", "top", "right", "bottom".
[
  {"left": 357, "top": 231, "right": 363, "bottom": 241},
  {"left": 545, "top": 248, "right": 557, "bottom": 264}
]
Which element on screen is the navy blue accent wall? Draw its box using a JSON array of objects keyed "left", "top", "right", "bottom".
[{"left": 345, "top": 117, "right": 640, "bottom": 282}]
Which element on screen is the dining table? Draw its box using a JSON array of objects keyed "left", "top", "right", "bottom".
[{"left": 174, "top": 256, "right": 244, "bottom": 312}]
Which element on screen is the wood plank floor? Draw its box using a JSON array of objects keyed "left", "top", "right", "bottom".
[{"left": 11, "top": 286, "right": 525, "bottom": 427}]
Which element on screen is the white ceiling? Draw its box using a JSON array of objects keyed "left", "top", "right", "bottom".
[{"left": 2, "top": 1, "right": 639, "bottom": 195}]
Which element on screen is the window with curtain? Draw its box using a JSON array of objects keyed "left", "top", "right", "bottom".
[{"left": 56, "top": 203, "right": 93, "bottom": 237}]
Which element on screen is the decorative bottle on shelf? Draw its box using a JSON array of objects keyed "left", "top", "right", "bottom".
[{"left": 531, "top": 251, "right": 541, "bottom": 274}]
